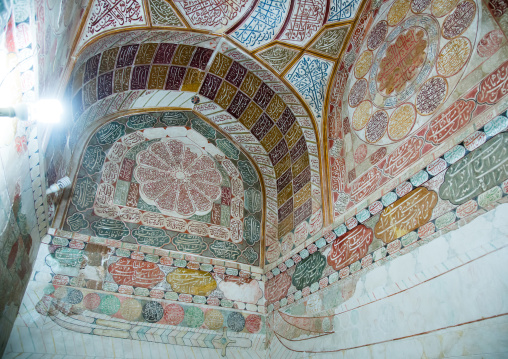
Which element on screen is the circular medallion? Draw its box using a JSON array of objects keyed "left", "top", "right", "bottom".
[
  {"left": 65, "top": 289, "right": 84, "bottom": 304},
  {"left": 411, "top": 0, "right": 431, "bottom": 13},
  {"left": 349, "top": 79, "right": 368, "bottom": 108},
  {"left": 442, "top": 0, "right": 476, "bottom": 39},
  {"left": 227, "top": 312, "right": 246, "bottom": 332},
  {"left": 164, "top": 303, "right": 185, "bottom": 325},
  {"left": 354, "top": 51, "right": 373, "bottom": 79},
  {"left": 369, "top": 15, "right": 440, "bottom": 109},
  {"left": 185, "top": 306, "right": 205, "bottom": 328},
  {"left": 142, "top": 301, "right": 164, "bottom": 323},
  {"left": 432, "top": 0, "right": 459, "bottom": 17},
  {"left": 53, "top": 287, "right": 68, "bottom": 300},
  {"left": 352, "top": 101, "right": 372, "bottom": 131},
  {"left": 368, "top": 21, "right": 388, "bottom": 50},
  {"left": 387, "top": 0, "right": 411, "bottom": 26},
  {"left": 43, "top": 285, "right": 55, "bottom": 295},
  {"left": 366, "top": 110, "right": 389, "bottom": 143},
  {"left": 134, "top": 139, "right": 222, "bottom": 218},
  {"left": 266, "top": 241, "right": 281, "bottom": 264},
  {"left": 477, "top": 30, "right": 504, "bottom": 58},
  {"left": 204, "top": 309, "right": 224, "bottom": 330},
  {"left": 99, "top": 294, "right": 121, "bottom": 315},
  {"left": 354, "top": 144, "right": 368, "bottom": 164},
  {"left": 436, "top": 37, "right": 471, "bottom": 77},
  {"left": 377, "top": 27, "right": 427, "bottom": 96},
  {"left": 246, "top": 314, "right": 262, "bottom": 333},
  {"left": 281, "top": 232, "right": 294, "bottom": 255},
  {"left": 83, "top": 293, "right": 101, "bottom": 310},
  {"left": 388, "top": 103, "right": 417, "bottom": 140},
  {"left": 120, "top": 298, "right": 142, "bottom": 321},
  {"left": 416, "top": 76, "right": 448, "bottom": 115}
]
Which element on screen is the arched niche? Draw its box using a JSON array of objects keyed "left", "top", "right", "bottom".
[
  {"left": 62, "top": 110, "right": 264, "bottom": 266},
  {"left": 50, "top": 29, "right": 326, "bottom": 267}
]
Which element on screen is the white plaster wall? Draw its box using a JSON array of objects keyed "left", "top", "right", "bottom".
[{"left": 268, "top": 203, "right": 508, "bottom": 358}]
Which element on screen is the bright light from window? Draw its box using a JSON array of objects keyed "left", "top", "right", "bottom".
[
  {"left": 30, "top": 99, "right": 63, "bottom": 124},
  {"left": 0, "top": 99, "right": 64, "bottom": 124}
]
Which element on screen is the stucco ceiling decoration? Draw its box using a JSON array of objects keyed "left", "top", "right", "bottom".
[
  {"left": 55, "top": 0, "right": 372, "bottom": 270},
  {"left": 71, "top": 0, "right": 366, "bottom": 121},
  {"left": 67, "top": 110, "right": 265, "bottom": 266},
  {"left": 63, "top": 26, "right": 334, "bottom": 268},
  {"left": 5, "top": 0, "right": 508, "bottom": 356},
  {"left": 326, "top": 0, "right": 491, "bottom": 227}
]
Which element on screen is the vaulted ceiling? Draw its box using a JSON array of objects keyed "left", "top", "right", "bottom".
[
  {"left": 3, "top": 0, "right": 508, "bottom": 356},
  {"left": 44, "top": 0, "right": 368, "bottom": 270},
  {"left": 41, "top": 0, "right": 500, "bottom": 273}
]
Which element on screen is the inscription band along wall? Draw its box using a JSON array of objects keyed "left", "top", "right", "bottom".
[{"left": 266, "top": 112, "right": 508, "bottom": 309}]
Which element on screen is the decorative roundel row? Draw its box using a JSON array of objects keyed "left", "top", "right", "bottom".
[
  {"left": 347, "top": 0, "right": 478, "bottom": 146},
  {"left": 44, "top": 285, "right": 262, "bottom": 333}
]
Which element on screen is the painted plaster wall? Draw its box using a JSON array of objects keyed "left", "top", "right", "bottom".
[
  {"left": 4, "top": 198, "right": 508, "bottom": 358},
  {"left": 0, "top": 0, "right": 47, "bottom": 355},
  {"left": 2, "top": 225, "right": 266, "bottom": 358},
  {"left": 266, "top": 203, "right": 508, "bottom": 358},
  {"left": 4, "top": 275, "right": 267, "bottom": 358}
]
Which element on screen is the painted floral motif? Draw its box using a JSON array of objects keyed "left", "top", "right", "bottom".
[{"left": 134, "top": 139, "right": 222, "bottom": 218}]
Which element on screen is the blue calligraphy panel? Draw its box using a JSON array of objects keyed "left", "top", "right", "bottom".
[
  {"left": 285, "top": 55, "right": 333, "bottom": 119},
  {"left": 231, "top": 0, "right": 291, "bottom": 49},
  {"left": 328, "top": 0, "right": 362, "bottom": 23}
]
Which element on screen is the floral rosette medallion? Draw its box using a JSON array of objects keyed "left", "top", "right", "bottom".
[{"left": 134, "top": 139, "right": 222, "bottom": 218}]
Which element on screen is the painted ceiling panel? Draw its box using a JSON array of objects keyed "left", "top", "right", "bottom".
[
  {"left": 78, "top": 0, "right": 148, "bottom": 49},
  {"left": 285, "top": 54, "right": 334, "bottom": 121},
  {"left": 4, "top": 0, "right": 508, "bottom": 357},
  {"left": 230, "top": 0, "right": 292, "bottom": 50},
  {"left": 278, "top": 0, "right": 328, "bottom": 46},
  {"left": 173, "top": 0, "right": 257, "bottom": 32},
  {"left": 148, "top": 0, "right": 185, "bottom": 27},
  {"left": 257, "top": 45, "right": 300, "bottom": 73},
  {"left": 66, "top": 111, "right": 263, "bottom": 265},
  {"left": 60, "top": 32, "right": 326, "bottom": 269}
]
